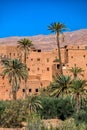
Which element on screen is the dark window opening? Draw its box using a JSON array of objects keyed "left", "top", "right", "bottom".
[
  {"left": 9, "top": 53, "right": 11, "bottom": 56},
  {"left": 31, "top": 58, "right": 33, "bottom": 61},
  {"left": 29, "top": 89, "right": 32, "bottom": 92},
  {"left": 37, "top": 49, "right": 41, "bottom": 52},
  {"left": 57, "top": 64, "right": 60, "bottom": 69},
  {"left": 22, "top": 89, "right": 25, "bottom": 92},
  {"left": 28, "top": 68, "right": 30, "bottom": 71},
  {"left": 47, "top": 58, "right": 49, "bottom": 62},
  {"left": 13, "top": 53, "right": 15, "bottom": 56},
  {"left": 47, "top": 67, "right": 49, "bottom": 71},
  {"left": 40, "top": 83, "right": 43, "bottom": 86},
  {"left": 86, "top": 64, "right": 87, "bottom": 66},
  {"left": 37, "top": 58, "right": 40, "bottom": 61},
  {"left": 37, "top": 67, "right": 40, "bottom": 71},
  {"left": 83, "top": 55, "right": 85, "bottom": 58},
  {"left": 35, "top": 88, "right": 38, "bottom": 92},
  {"left": 71, "top": 56, "right": 73, "bottom": 58},
  {"left": 63, "top": 64, "right": 65, "bottom": 66}
]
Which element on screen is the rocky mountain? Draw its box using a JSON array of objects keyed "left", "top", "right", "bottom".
[{"left": 0, "top": 29, "right": 87, "bottom": 51}]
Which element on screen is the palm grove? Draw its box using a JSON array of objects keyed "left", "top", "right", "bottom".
[{"left": 0, "top": 22, "right": 87, "bottom": 128}]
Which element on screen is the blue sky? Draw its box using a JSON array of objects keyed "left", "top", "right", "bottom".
[{"left": 0, "top": 0, "right": 87, "bottom": 38}]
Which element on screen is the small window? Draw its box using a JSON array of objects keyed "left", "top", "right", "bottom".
[
  {"left": 83, "top": 55, "right": 85, "bottom": 58},
  {"left": 31, "top": 58, "right": 33, "bottom": 61},
  {"left": 9, "top": 53, "right": 11, "bottom": 56},
  {"left": 63, "top": 64, "right": 65, "bottom": 66},
  {"left": 37, "top": 67, "right": 40, "bottom": 71},
  {"left": 37, "top": 58, "right": 40, "bottom": 61},
  {"left": 47, "top": 67, "right": 49, "bottom": 71},
  {"left": 35, "top": 88, "right": 38, "bottom": 92},
  {"left": 22, "top": 89, "right": 25, "bottom": 92},
  {"left": 37, "top": 49, "right": 41, "bottom": 52},
  {"left": 29, "top": 89, "right": 32, "bottom": 92},
  {"left": 86, "top": 64, "right": 87, "bottom": 66},
  {"left": 47, "top": 58, "right": 49, "bottom": 62},
  {"left": 13, "top": 53, "right": 15, "bottom": 56},
  {"left": 40, "top": 82, "right": 43, "bottom": 86},
  {"left": 28, "top": 68, "right": 30, "bottom": 71},
  {"left": 57, "top": 64, "right": 60, "bottom": 69},
  {"left": 71, "top": 56, "right": 73, "bottom": 58}
]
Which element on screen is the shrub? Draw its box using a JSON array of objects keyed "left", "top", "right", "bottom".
[
  {"left": 38, "top": 96, "right": 75, "bottom": 120},
  {"left": 73, "top": 109, "right": 87, "bottom": 124},
  {"left": 0, "top": 100, "right": 23, "bottom": 128},
  {"left": 56, "top": 97, "right": 75, "bottom": 120}
]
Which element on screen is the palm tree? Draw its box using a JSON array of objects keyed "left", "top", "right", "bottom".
[
  {"left": 17, "top": 38, "right": 33, "bottom": 63},
  {"left": 1, "top": 58, "right": 28, "bottom": 100},
  {"left": 69, "top": 66, "right": 84, "bottom": 79},
  {"left": 17, "top": 38, "right": 33, "bottom": 97},
  {"left": 49, "top": 75, "right": 72, "bottom": 97},
  {"left": 48, "top": 22, "right": 66, "bottom": 74},
  {"left": 71, "top": 79, "right": 87, "bottom": 112},
  {"left": 24, "top": 95, "right": 43, "bottom": 114}
]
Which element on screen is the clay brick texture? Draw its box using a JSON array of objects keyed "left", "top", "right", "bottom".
[{"left": 0, "top": 45, "right": 87, "bottom": 100}]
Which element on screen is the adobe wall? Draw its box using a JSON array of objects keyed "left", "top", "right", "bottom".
[
  {"left": 0, "top": 45, "right": 87, "bottom": 100},
  {"left": 0, "top": 45, "right": 66, "bottom": 100}
]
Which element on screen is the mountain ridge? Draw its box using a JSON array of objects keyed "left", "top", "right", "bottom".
[{"left": 0, "top": 29, "right": 87, "bottom": 51}]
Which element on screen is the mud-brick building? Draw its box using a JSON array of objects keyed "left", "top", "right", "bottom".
[{"left": 0, "top": 45, "right": 87, "bottom": 100}]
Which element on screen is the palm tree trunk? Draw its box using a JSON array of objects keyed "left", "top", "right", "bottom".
[
  {"left": 12, "top": 91, "right": 16, "bottom": 100},
  {"left": 56, "top": 32, "right": 63, "bottom": 75},
  {"left": 76, "top": 93, "right": 80, "bottom": 113},
  {"left": 24, "top": 49, "right": 27, "bottom": 98},
  {"left": 24, "top": 49, "right": 27, "bottom": 63}
]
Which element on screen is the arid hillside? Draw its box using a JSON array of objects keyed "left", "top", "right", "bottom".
[{"left": 0, "top": 29, "right": 87, "bottom": 51}]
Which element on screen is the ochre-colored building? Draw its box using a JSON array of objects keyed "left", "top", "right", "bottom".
[{"left": 0, "top": 45, "right": 87, "bottom": 100}]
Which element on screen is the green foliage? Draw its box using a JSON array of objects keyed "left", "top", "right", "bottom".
[
  {"left": 53, "top": 58, "right": 59, "bottom": 62},
  {"left": 26, "top": 113, "right": 41, "bottom": 130},
  {"left": 48, "top": 22, "right": 66, "bottom": 33},
  {"left": 69, "top": 66, "right": 84, "bottom": 79},
  {"left": 73, "top": 110, "right": 87, "bottom": 124},
  {"left": 56, "top": 97, "right": 75, "bottom": 120},
  {"left": 38, "top": 96, "right": 75, "bottom": 120},
  {"left": 0, "top": 101, "right": 8, "bottom": 119},
  {"left": 39, "top": 97, "right": 57, "bottom": 119},
  {"left": 17, "top": 38, "right": 33, "bottom": 63},
  {"left": 23, "top": 95, "right": 43, "bottom": 115},
  {"left": 0, "top": 100, "right": 23, "bottom": 128},
  {"left": 58, "top": 118, "right": 87, "bottom": 130},
  {"left": 49, "top": 75, "right": 72, "bottom": 97}
]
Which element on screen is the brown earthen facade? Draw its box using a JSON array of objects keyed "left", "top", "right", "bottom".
[{"left": 0, "top": 45, "right": 87, "bottom": 100}]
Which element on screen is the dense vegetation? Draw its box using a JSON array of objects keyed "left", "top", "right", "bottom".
[{"left": 0, "top": 22, "right": 87, "bottom": 129}]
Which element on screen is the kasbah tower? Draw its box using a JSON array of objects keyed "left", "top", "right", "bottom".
[{"left": 0, "top": 42, "right": 87, "bottom": 100}]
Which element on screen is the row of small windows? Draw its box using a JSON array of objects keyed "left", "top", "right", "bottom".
[
  {"left": 27, "top": 57, "right": 50, "bottom": 62},
  {"left": 22, "top": 88, "right": 38, "bottom": 93},
  {"left": 0, "top": 53, "right": 21, "bottom": 58},
  {"left": 0, "top": 53, "right": 50, "bottom": 62},
  {"left": 28, "top": 67, "right": 50, "bottom": 71},
  {"left": 71, "top": 55, "right": 86, "bottom": 58}
]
